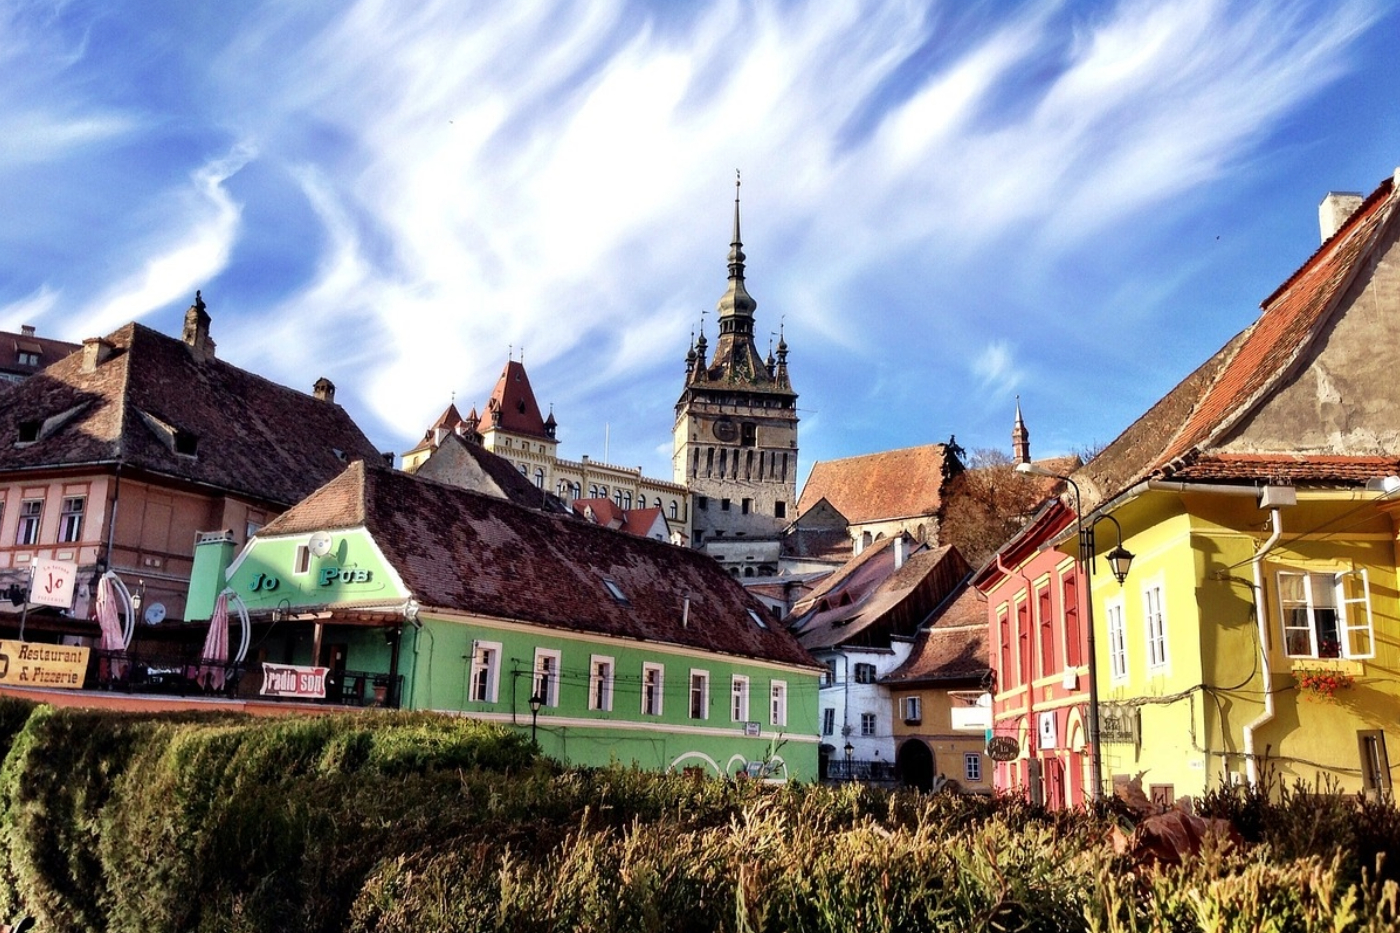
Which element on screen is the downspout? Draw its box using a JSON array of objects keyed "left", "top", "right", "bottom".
[{"left": 1243, "top": 508, "right": 1283, "bottom": 787}]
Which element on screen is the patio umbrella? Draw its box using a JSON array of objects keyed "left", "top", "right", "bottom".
[{"left": 196, "top": 591, "right": 230, "bottom": 691}]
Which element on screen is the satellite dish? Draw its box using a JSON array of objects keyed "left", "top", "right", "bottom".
[
  {"left": 308, "top": 531, "right": 334, "bottom": 558},
  {"left": 144, "top": 602, "right": 167, "bottom": 625}
]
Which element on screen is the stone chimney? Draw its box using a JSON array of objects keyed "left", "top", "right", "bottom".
[
  {"left": 1319, "top": 192, "right": 1363, "bottom": 244},
  {"left": 182, "top": 290, "right": 213, "bottom": 362},
  {"left": 81, "top": 337, "right": 114, "bottom": 374},
  {"left": 313, "top": 377, "right": 336, "bottom": 403},
  {"left": 20, "top": 325, "right": 34, "bottom": 336},
  {"left": 894, "top": 535, "right": 906, "bottom": 570}
]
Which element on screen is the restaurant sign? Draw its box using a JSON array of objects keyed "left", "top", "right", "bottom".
[
  {"left": 0, "top": 640, "right": 89, "bottom": 689},
  {"left": 260, "top": 663, "right": 329, "bottom": 699},
  {"left": 986, "top": 735, "right": 1020, "bottom": 762},
  {"left": 1099, "top": 704, "right": 1139, "bottom": 745}
]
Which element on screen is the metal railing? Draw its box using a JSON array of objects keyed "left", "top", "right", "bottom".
[{"left": 825, "top": 759, "right": 897, "bottom": 783}]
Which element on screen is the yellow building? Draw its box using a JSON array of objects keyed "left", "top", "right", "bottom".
[{"left": 1069, "top": 172, "right": 1400, "bottom": 801}]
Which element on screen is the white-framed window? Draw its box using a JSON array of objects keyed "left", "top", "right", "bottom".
[
  {"left": 822, "top": 659, "right": 837, "bottom": 686},
  {"left": 1143, "top": 583, "right": 1169, "bottom": 672},
  {"left": 1106, "top": 598, "right": 1128, "bottom": 683},
  {"left": 589, "top": 655, "right": 614, "bottom": 711},
  {"left": 964, "top": 752, "right": 983, "bottom": 783},
  {"left": 642, "top": 662, "right": 664, "bottom": 716},
  {"left": 294, "top": 545, "right": 311, "bottom": 575},
  {"left": 58, "top": 496, "right": 84, "bottom": 543},
  {"left": 469, "top": 641, "right": 502, "bottom": 703},
  {"left": 689, "top": 669, "right": 709, "bottom": 720},
  {"left": 860, "top": 712, "right": 876, "bottom": 737},
  {"left": 533, "top": 648, "right": 561, "bottom": 707},
  {"left": 902, "top": 696, "right": 922, "bottom": 724},
  {"left": 1278, "top": 569, "right": 1374, "bottom": 659},
  {"left": 821, "top": 708, "right": 835, "bottom": 736},
  {"left": 853, "top": 662, "right": 876, "bottom": 684},
  {"left": 731, "top": 674, "right": 749, "bottom": 722},
  {"left": 770, "top": 680, "right": 787, "bottom": 727},
  {"left": 16, "top": 499, "right": 41, "bottom": 546}
]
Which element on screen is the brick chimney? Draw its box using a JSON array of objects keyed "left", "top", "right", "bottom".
[
  {"left": 182, "top": 290, "right": 213, "bottom": 362},
  {"left": 1319, "top": 192, "right": 1363, "bottom": 244},
  {"left": 81, "top": 337, "right": 114, "bottom": 374},
  {"left": 20, "top": 325, "right": 35, "bottom": 337},
  {"left": 313, "top": 377, "right": 336, "bottom": 403}
]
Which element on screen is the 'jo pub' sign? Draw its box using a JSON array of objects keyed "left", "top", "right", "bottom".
[{"left": 249, "top": 566, "right": 374, "bottom": 593}]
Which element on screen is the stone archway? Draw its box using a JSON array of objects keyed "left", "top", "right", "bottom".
[{"left": 896, "top": 739, "right": 936, "bottom": 792}]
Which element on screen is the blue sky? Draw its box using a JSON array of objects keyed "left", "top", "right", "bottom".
[{"left": 2, "top": 0, "right": 1397, "bottom": 487}]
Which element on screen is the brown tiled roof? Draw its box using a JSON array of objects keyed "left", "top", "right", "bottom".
[
  {"left": 1167, "top": 453, "right": 1400, "bottom": 484},
  {"left": 260, "top": 461, "right": 817, "bottom": 669},
  {"left": 797, "top": 444, "right": 958, "bottom": 524},
  {"left": 1078, "top": 173, "right": 1399, "bottom": 507},
  {"left": 415, "top": 432, "right": 571, "bottom": 513},
  {"left": 884, "top": 588, "right": 989, "bottom": 685},
  {"left": 0, "top": 329, "right": 79, "bottom": 379},
  {"left": 789, "top": 542, "right": 972, "bottom": 651},
  {"left": 0, "top": 322, "right": 384, "bottom": 506},
  {"left": 481, "top": 360, "right": 550, "bottom": 438}
]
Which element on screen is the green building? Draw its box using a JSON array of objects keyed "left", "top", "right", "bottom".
[{"left": 191, "top": 460, "right": 822, "bottom": 780}]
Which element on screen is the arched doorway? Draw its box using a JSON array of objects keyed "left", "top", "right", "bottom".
[{"left": 896, "top": 739, "right": 935, "bottom": 792}]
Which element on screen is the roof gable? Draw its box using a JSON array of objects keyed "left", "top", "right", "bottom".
[
  {"left": 482, "top": 360, "right": 550, "bottom": 439},
  {"left": 798, "top": 444, "right": 959, "bottom": 525}
]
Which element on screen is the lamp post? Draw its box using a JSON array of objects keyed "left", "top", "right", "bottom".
[
  {"left": 843, "top": 741, "right": 854, "bottom": 781},
  {"left": 1016, "top": 462, "right": 1133, "bottom": 803},
  {"left": 528, "top": 692, "right": 544, "bottom": 747}
]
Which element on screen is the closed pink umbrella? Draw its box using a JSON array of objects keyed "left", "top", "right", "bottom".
[
  {"left": 196, "top": 591, "right": 230, "bottom": 691},
  {"left": 95, "top": 574, "right": 127, "bottom": 680}
]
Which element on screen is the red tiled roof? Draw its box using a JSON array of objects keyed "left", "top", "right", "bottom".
[
  {"left": 798, "top": 444, "right": 958, "bottom": 525},
  {"left": 0, "top": 322, "right": 383, "bottom": 506},
  {"left": 1166, "top": 453, "right": 1400, "bottom": 484},
  {"left": 1079, "top": 173, "right": 1399, "bottom": 506},
  {"left": 482, "top": 360, "right": 550, "bottom": 438},
  {"left": 883, "top": 591, "right": 989, "bottom": 686},
  {"left": 260, "top": 461, "right": 817, "bottom": 669},
  {"left": 0, "top": 330, "right": 79, "bottom": 379}
]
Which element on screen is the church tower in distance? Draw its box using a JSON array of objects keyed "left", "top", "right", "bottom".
[{"left": 674, "top": 175, "right": 798, "bottom": 567}]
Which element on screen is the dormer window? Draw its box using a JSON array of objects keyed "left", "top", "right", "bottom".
[
  {"left": 174, "top": 430, "right": 199, "bottom": 456},
  {"left": 16, "top": 351, "right": 39, "bottom": 366},
  {"left": 747, "top": 609, "right": 768, "bottom": 630},
  {"left": 17, "top": 421, "right": 40, "bottom": 443},
  {"left": 602, "top": 579, "right": 628, "bottom": 604}
]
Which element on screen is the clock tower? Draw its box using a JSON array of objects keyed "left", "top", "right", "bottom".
[{"left": 674, "top": 177, "right": 798, "bottom": 564}]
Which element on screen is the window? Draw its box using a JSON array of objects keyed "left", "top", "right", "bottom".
[
  {"left": 58, "top": 496, "right": 84, "bottom": 543},
  {"left": 294, "top": 545, "right": 310, "bottom": 575},
  {"left": 731, "top": 675, "right": 749, "bottom": 722},
  {"left": 689, "top": 670, "right": 709, "bottom": 720},
  {"left": 860, "top": 712, "right": 876, "bottom": 737},
  {"left": 721, "top": 498, "right": 731, "bottom": 511},
  {"left": 741, "top": 422, "right": 756, "bottom": 447},
  {"left": 16, "top": 421, "right": 39, "bottom": 443},
  {"left": 669, "top": 501, "right": 678, "bottom": 519},
  {"left": 1037, "top": 586, "right": 1056, "bottom": 678},
  {"left": 245, "top": 518, "right": 264, "bottom": 540},
  {"left": 823, "top": 659, "right": 837, "bottom": 686},
  {"left": 614, "top": 489, "right": 624, "bottom": 508},
  {"left": 774, "top": 501, "right": 786, "bottom": 519},
  {"left": 997, "top": 606, "right": 1011, "bottom": 687},
  {"left": 902, "top": 696, "right": 922, "bottom": 724},
  {"left": 1278, "top": 570, "right": 1373, "bottom": 659},
  {"left": 1016, "top": 600, "right": 1032, "bottom": 686},
  {"left": 770, "top": 680, "right": 787, "bottom": 727},
  {"left": 1106, "top": 599, "right": 1128, "bottom": 682},
  {"left": 533, "top": 648, "right": 560, "bottom": 707},
  {"left": 741, "top": 498, "right": 751, "bottom": 515},
  {"left": 697, "top": 496, "right": 708, "bottom": 511},
  {"left": 821, "top": 708, "right": 835, "bottom": 736},
  {"left": 589, "top": 656, "right": 614, "bottom": 711},
  {"left": 853, "top": 663, "right": 876, "bottom": 684},
  {"left": 469, "top": 642, "right": 502, "bottom": 703},
  {"left": 16, "top": 499, "right": 41, "bottom": 546},
  {"left": 1062, "top": 573, "right": 1082, "bottom": 668},
  {"left": 746, "top": 608, "right": 768, "bottom": 629},
  {"left": 173, "top": 430, "right": 198, "bottom": 456},
  {"left": 1143, "top": 584, "right": 1168, "bottom": 671},
  {"left": 16, "top": 351, "right": 38, "bottom": 366},
  {"left": 642, "top": 663, "right": 664, "bottom": 716},
  {"left": 602, "top": 579, "right": 628, "bottom": 603},
  {"left": 964, "top": 753, "right": 983, "bottom": 783},
  {"left": 534, "top": 468, "right": 544, "bottom": 489}
]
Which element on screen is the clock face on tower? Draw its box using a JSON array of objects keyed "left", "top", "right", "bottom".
[{"left": 712, "top": 418, "right": 738, "bottom": 442}]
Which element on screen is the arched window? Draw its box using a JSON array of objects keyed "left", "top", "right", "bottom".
[
  {"left": 669, "top": 501, "right": 678, "bottom": 519},
  {"left": 623, "top": 492, "right": 632, "bottom": 509},
  {"left": 534, "top": 468, "right": 545, "bottom": 488},
  {"left": 589, "top": 485, "right": 599, "bottom": 498},
  {"left": 614, "top": 489, "right": 625, "bottom": 508}
]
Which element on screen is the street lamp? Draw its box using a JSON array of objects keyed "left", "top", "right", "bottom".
[
  {"left": 528, "top": 692, "right": 544, "bottom": 747},
  {"left": 843, "top": 741, "right": 854, "bottom": 781},
  {"left": 1015, "top": 462, "right": 1134, "bottom": 803}
]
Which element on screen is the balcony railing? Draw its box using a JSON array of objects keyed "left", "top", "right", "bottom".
[{"left": 825, "top": 759, "right": 896, "bottom": 783}]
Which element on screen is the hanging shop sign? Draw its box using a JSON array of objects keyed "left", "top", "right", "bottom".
[
  {"left": 1098, "top": 704, "right": 1139, "bottom": 745},
  {"left": 986, "top": 735, "right": 1020, "bottom": 762},
  {"left": 0, "top": 640, "right": 89, "bottom": 689},
  {"left": 260, "top": 663, "right": 328, "bottom": 699},
  {"left": 29, "top": 558, "right": 78, "bottom": 610}
]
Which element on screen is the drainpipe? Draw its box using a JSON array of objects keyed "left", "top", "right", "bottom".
[{"left": 1243, "top": 508, "right": 1284, "bottom": 787}]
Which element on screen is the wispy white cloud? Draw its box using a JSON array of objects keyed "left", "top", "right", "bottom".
[
  {"left": 0, "top": 286, "right": 60, "bottom": 331},
  {"left": 973, "top": 341, "right": 1018, "bottom": 394}
]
